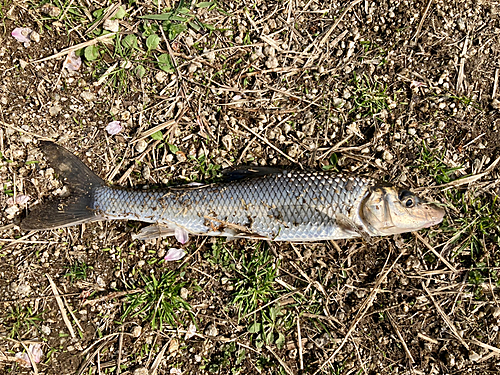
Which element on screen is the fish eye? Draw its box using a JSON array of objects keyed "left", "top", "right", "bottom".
[
  {"left": 405, "top": 198, "right": 415, "bottom": 208},
  {"left": 398, "top": 189, "right": 413, "bottom": 201}
]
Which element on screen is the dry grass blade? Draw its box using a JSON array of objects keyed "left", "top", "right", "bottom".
[
  {"left": 46, "top": 274, "right": 76, "bottom": 338},
  {"left": 266, "top": 345, "right": 294, "bottom": 375},
  {"left": 414, "top": 232, "right": 457, "bottom": 273},
  {"left": 411, "top": 0, "right": 433, "bottom": 43},
  {"left": 387, "top": 312, "right": 415, "bottom": 364},
  {"left": 132, "top": 120, "right": 176, "bottom": 143},
  {"left": 422, "top": 282, "right": 469, "bottom": 350},
  {"left": 150, "top": 341, "right": 169, "bottom": 375},
  {"left": 32, "top": 33, "right": 117, "bottom": 63},
  {"left": 297, "top": 315, "right": 304, "bottom": 370},
  {"left": 470, "top": 338, "right": 500, "bottom": 356}
]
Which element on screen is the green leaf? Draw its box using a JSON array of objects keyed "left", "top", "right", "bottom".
[
  {"left": 269, "top": 307, "right": 277, "bottom": 321},
  {"left": 248, "top": 322, "right": 261, "bottom": 333},
  {"left": 112, "top": 6, "right": 126, "bottom": 19},
  {"left": 188, "top": 20, "right": 201, "bottom": 32},
  {"left": 266, "top": 331, "right": 274, "bottom": 344},
  {"left": 93, "top": 8, "right": 104, "bottom": 19},
  {"left": 139, "top": 12, "right": 174, "bottom": 21},
  {"left": 151, "top": 130, "right": 163, "bottom": 140},
  {"left": 168, "top": 144, "right": 179, "bottom": 153},
  {"left": 202, "top": 22, "right": 215, "bottom": 31},
  {"left": 196, "top": 1, "right": 214, "bottom": 8},
  {"left": 169, "top": 15, "right": 188, "bottom": 22},
  {"left": 166, "top": 23, "right": 187, "bottom": 39},
  {"left": 122, "top": 34, "right": 138, "bottom": 49},
  {"left": 146, "top": 34, "right": 160, "bottom": 51},
  {"left": 276, "top": 332, "right": 285, "bottom": 349},
  {"left": 157, "top": 54, "right": 173, "bottom": 72},
  {"left": 84, "top": 45, "right": 100, "bottom": 61},
  {"left": 135, "top": 65, "right": 146, "bottom": 78}
]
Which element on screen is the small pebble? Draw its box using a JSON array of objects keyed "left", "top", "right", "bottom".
[
  {"left": 135, "top": 139, "right": 148, "bottom": 153},
  {"left": 131, "top": 326, "right": 142, "bottom": 338},
  {"left": 133, "top": 368, "right": 149, "bottom": 375},
  {"left": 205, "top": 324, "right": 218, "bottom": 337}
]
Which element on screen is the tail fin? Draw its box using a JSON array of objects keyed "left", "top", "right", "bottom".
[{"left": 21, "top": 141, "right": 105, "bottom": 231}]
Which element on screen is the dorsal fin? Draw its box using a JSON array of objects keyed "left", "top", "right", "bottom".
[{"left": 222, "top": 166, "right": 285, "bottom": 181}]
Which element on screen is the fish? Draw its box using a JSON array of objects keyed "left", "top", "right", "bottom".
[{"left": 20, "top": 141, "right": 445, "bottom": 242}]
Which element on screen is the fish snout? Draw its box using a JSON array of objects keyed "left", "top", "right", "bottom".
[{"left": 424, "top": 204, "right": 445, "bottom": 227}]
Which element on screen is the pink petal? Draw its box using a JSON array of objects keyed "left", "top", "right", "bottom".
[
  {"left": 12, "top": 28, "right": 32, "bottom": 43},
  {"left": 15, "top": 352, "right": 31, "bottom": 368},
  {"left": 410, "top": 81, "right": 426, "bottom": 89},
  {"left": 16, "top": 195, "right": 30, "bottom": 205},
  {"left": 105, "top": 121, "right": 123, "bottom": 135},
  {"left": 29, "top": 343, "right": 43, "bottom": 363},
  {"left": 174, "top": 227, "right": 189, "bottom": 244},
  {"left": 164, "top": 248, "right": 186, "bottom": 262},
  {"left": 14, "top": 343, "right": 42, "bottom": 368},
  {"left": 63, "top": 51, "right": 82, "bottom": 71}
]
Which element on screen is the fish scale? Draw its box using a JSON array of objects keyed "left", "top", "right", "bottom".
[{"left": 92, "top": 172, "right": 373, "bottom": 241}]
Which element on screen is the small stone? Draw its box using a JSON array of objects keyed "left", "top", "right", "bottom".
[
  {"left": 457, "top": 18, "right": 466, "bottom": 31},
  {"left": 205, "top": 324, "right": 218, "bottom": 337},
  {"left": 180, "top": 287, "right": 189, "bottom": 299},
  {"left": 5, "top": 205, "right": 19, "bottom": 218},
  {"left": 383, "top": 150, "right": 393, "bottom": 162},
  {"left": 168, "top": 338, "right": 179, "bottom": 354},
  {"left": 492, "top": 99, "right": 500, "bottom": 110},
  {"left": 135, "top": 139, "right": 148, "bottom": 153},
  {"left": 80, "top": 91, "right": 97, "bottom": 102},
  {"left": 30, "top": 31, "right": 40, "bottom": 42},
  {"left": 137, "top": 260, "right": 145, "bottom": 267},
  {"left": 185, "top": 36, "right": 194, "bottom": 47},
  {"left": 96, "top": 276, "right": 106, "bottom": 288},
  {"left": 155, "top": 71, "right": 168, "bottom": 83},
  {"left": 41, "top": 4, "right": 61, "bottom": 17},
  {"left": 469, "top": 351, "right": 481, "bottom": 361},
  {"left": 49, "top": 104, "right": 62, "bottom": 116},
  {"left": 188, "top": 63, "right": 198, "bottom": 73},
  {"left": 176, "top": 151, "right": 186, "bottom": 163},
  {"left": 103, "top": 19, "right": 120, "bottom": 32},
  {"left": 20, "top": 60, "right": 29, "bottom": 69},
  {"left": 142, "top": 165, "right": 150, "bottom": 180},
  {"left": 492, "top": 307, "right": 500, "bottom": 318},
  {"left": 205, "top": 51, "right": 216, "bottom": 62},
  {"left": 133, "top": 368, "right": 149, "bottom": 375},
  {"left": 287, "top": 144, "right": 300, "bottom": 158},
  {"left": 41, "top": 325, "right": 51, "bottom": 335},
  {"left": 131, "top": 326, "right": 142, "bottom": 338},
  {"left": 265, "top": 56, "right": 279, "bottom": 69}
]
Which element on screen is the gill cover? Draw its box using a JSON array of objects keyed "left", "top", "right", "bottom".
[{"left": 361, "top": 186, "right": 445, "bottom": 236}]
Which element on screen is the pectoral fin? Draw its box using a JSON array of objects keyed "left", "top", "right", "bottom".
[{"left": 335, "top": 213, "right": 372, "bottom": 243}]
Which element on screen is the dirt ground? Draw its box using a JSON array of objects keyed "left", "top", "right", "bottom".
[{"left": 1, "top": 0, "right": 500, "bottom": 374}]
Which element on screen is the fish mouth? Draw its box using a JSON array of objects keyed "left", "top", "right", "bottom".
[{"left": 423, "top": 204, "right": 445, "bottom": 228}]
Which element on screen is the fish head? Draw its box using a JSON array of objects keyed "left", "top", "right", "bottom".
[{"left": 361, "top": 185, "right": 445, "bottom": 235}]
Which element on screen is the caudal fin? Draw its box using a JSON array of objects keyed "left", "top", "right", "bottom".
[{"left": 21, "top": 141, "right": 105, "bottom": 231}]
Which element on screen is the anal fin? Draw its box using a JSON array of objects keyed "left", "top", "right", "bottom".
[{"left": 132, "top": 224, "right": 176, "bottom": 241}]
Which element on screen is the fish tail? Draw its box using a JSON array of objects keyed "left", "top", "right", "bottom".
[{"left": 21, "top": 141, "right": 105, "bottom": 231}]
